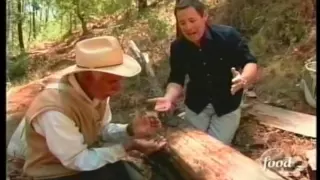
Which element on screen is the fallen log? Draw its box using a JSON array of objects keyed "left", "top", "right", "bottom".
[
  {"left": 164, "top": 123, "right": 286, "bottom": 180},
  {"left": 128, "top": 40, "right": 286, "bottom": 180},
  {"left": 247, "top": 103, "right": 316, "bottom": 138},
  {"left": 6, "top": 72, "right": 64, "bottom": 147}
]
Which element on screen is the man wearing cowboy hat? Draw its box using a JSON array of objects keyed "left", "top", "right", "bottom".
[{"left": 21, "top": 36, "right": 166, "bottom": 180}]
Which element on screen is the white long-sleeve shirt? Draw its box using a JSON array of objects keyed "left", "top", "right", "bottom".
[
  {"left": 9, "top": 74, "right": 131, "bottom": 171},
  {"left": 33, "top": 111, "right": 129, "bottom": 171}
]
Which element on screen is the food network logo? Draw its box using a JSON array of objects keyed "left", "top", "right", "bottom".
[{"left": 259, "top": 148, "right": 305, "bottom": 171}]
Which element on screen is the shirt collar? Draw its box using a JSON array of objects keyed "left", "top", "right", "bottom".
[
  {"left": 68, "top": 74, "right": 103, "bottom": 107},
  {"left": 203, "top": 25, "right": 213, "bottom": 40},
  {"left": 199, "top": 26, "right": 213, "bottom": 46}
]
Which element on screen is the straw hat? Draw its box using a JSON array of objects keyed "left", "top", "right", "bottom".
[{"left": 60, "top": 36, "right": 141, "bottom": 77}]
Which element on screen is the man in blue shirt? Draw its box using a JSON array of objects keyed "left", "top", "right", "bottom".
[{"left": 149, "top": 0, "right": 258, "bottom": 144}]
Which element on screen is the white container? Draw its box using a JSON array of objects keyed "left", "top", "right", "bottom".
[{"left": 300, "top": 60, "right": 316, "bottom": 108}]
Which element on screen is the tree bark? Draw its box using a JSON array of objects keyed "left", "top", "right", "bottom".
[
  {"left": 164, "top": 126, "right": 286, "bottom": 180},
  {"left": 73, "top": 15, "right": 77, "bottom": 31},
  {"left": 6, "top": 0, "right": 11, "bottom": 82},
  {"left": 6, "top": 0, "right": 10, "bottom": 50},
  {"left": 137, "top": 0, "right": 147, "bottom": 12},
  {"left": 39, "top": 7, "right": 43, "bottom": 22},
  {"left": 17, "top": 0, "right": 25, "bottom": 53},
  {"left": 45, "top": 7, "right": 49, "bottom": 24},
  {"left": 65, "top": 12, "right": 73, "bottom": 35},
  {"left": 74, "top": 0, "right": 88, "bottom": 35},
  {"left": 175, "top": 0, "right": 182, "bottom": 38},
  {"left": 60, "top": 15, "right": 63, "bottom": 31},
  {"left": 28, "top": 13, "right": 32, "bottom": 43},
  {"left": 32, "top": 3, "right": 36, "bottom": 38}
]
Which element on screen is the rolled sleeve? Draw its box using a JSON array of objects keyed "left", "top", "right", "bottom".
[
  {"left": 229, "top": 28, "right": 257, "bottom": 68},
  {"left": 101, "top": 123, "right": 131, "bottom": 143},
  {"left": 167, "top": 42, "right": 186, "bottom": 86}
]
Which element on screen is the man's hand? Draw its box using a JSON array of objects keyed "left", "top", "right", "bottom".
[
  {"left": 129, "top": 113, "right": 162, "bottom": 138},
  {"left": 131, "top": 138, "right": 167, "bottom": 155},
  {"left": 231, "top": 67, "right": 247, "bottom": 95},
  {"left": 146, "top": 97, "right": 175, "bottom": 112}
]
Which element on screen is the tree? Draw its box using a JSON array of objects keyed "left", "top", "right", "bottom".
[
  {"left": 137, "top": 0, "right": 147, "bottom": 12},
  {"left": 73, "top": 0, "right": 88, "bottom": 35},
  {"left": 6, "top": 0, "right": 11, "bottom": 82},
  {"left": 175, "top": 0, "right": 182, "bottom": 38},
  {"left": 17, "top": 0, "right": 25, "bottom": 53}
]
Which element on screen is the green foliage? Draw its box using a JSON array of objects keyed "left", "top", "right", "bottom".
[
  {"left": 214, "top": 0, "right": 313, "bottom": 60},
  {"left": 7, "top": 53, "right": 29, "bottom": 82},
  {"left": 35, "top": 21, "right": 65, "bottom": 42},
  {"left": 102, "top": 0, "right": 133, "bottom": 14},
  {"left": 142, "top": 12, "right": 170, "bottom": 40}
]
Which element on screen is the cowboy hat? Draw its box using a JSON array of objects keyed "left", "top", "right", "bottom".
[{"left": 60, "top": 36, "right": 141, "bottom": 77}]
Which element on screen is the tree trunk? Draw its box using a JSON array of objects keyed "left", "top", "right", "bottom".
[
  {"left": 28, "top": 13, "right": 32, "bottom": 43},
  {"left": 175, "top": 0, "right": 182, "bottom": 38},
  {"left": 6, "top": 0, "right": 11, "bottom": 82},
  {"left": 45, "top": 7, "right": 49, "bottom": 24},
  {"left": 68, "top": 12, "right": 73, "bottom": 35},
  {"left": 17, "top": 0, "right": 25, "bottom": 53},
  {"left": 137, "top": 0, "right": 147, "bottom": 12},
  {"left": 11, "top": 23, "right": 15, "bottom": 51},
  {"left": 73, "top": 15, "right": 77, "bottom": 31},
  {"left": 74, "top": 0, "right": 88, "bottom": 35},
  {"left": 6, "top": 0, "right": 10, "bottom": 49},
  {"left": 32, "top": 4, "right": 36, "bottom": 38},
  {"left": 39, "top": 7, "right": 43, "bottom": 22},
  {"left": 9, "top": 0, "right": 15, "bottom": 51},
  {"left": 22, "top": 0, "right": 25, "bottom": 9},
  {"left": 60, "top": 16, "right": 63, "bottom": 33}
]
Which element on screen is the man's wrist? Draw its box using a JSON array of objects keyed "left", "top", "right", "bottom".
[
  {"left": 165, "top": 93, "right": 179, "bottom": 105},
  {"left": 240, "top": 75, "right": 249, "bottom": 88},
  {"left": 165, "top": 83, "right": 182, "bottom": 102},
  {"left": 123, "top": 141, "right": 134, "bottom": 151},
  {"left": 126, "top": 123, "right": 134, "bottom": 136}
]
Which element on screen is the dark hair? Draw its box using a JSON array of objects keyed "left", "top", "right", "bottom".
[{"left": 174, "top": 0, "right": 206, "bottom": 17}]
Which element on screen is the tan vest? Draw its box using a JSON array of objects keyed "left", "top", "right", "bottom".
[{"left": 23, "top": 78, "right": 106, "bottom": 179}]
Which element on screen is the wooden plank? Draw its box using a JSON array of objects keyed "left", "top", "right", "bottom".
[{"left": 247, "top": 103, "right": 316, "bottom": 138}]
